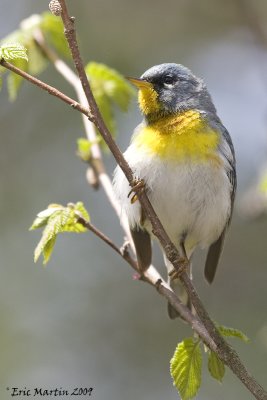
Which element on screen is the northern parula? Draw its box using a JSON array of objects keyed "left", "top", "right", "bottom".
[{"left": 113, "top": 63, "right": 236, "bottom": 318}]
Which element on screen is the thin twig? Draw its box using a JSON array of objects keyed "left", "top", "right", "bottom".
[
  {"left": 33, "top": 29, "right": 134, "bottom": 247},
  {"left": 0, "top": 56, "right": 163, "bottom": 286},
  {"left": 77, "top": 216, "right": 218, "bottom": 350},
  {"left": 0, "top": 59, "right": 91, "bottom": 114}
]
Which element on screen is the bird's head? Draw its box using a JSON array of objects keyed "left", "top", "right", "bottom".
[{"left": 128, "top": 63, "right": 216, "bottom": 122}]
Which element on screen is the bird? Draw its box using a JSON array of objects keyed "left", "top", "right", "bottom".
[{"left": 113, "top": 63, "right": 236, "bottom": 318}]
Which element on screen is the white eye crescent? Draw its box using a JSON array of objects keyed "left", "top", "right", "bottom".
[
  {"left": 164, "top": 82, "right": 174, "bottom": 88},
  {"left": 163, "top": 75, "right": 176, "bottom": 87}
]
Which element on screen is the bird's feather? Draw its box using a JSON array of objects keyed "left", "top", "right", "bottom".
[{"left": 130, "top": 226, "right": 152, "bottom": 272}]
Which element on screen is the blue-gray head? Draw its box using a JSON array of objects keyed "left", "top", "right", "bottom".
[{"left": 128, "top": 63, "right": 216, "bottom": 121}]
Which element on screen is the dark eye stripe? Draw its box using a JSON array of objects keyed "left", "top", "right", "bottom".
[{"left": 164, "top": 75, "right": 176, "bottom": 84}]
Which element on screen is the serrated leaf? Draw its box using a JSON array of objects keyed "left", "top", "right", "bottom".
[
  {"left": 72, "top": 201, "right": 90, "bottom": 221},
  {"left": 0, "top": 43, "right": 28, "bottom": 61},
  {"left": 31, "top": 202, "right": 90, "bottom": 264},
  {"left": 30, "top": 204, "right": 64, "bottom": 230},
  {"left": 63, "top": 202, "right": 89, "bottom": 232},
  {"left": 42, "top": 235, "right": 56, "bottom": 265},
  {"left": 6, "top": 57, "right": 28, "bottom": 101},
  {"left": 217, "top": 325, "right": 249, "bottom": 342},
  {"left": 0, "top": 12, "right": 70, "bottom": 100},
  {"left": 40, "top": 12, "right": 69, "bottom": 57},
  {"left": 170, "top": 338, "right": 202, "bottom": 400},
  {"left": 85, "top": 62, "right": 135, "bottom": 138},
  {"left": 33, "top": 208, "right": 70, "bottom": 263},
  {"left": 208, "top": 351, "right": 225, "bottom": 382}
]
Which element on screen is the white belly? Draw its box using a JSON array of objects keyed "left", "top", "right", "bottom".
[{"left": 113, "top": 143, "right": 232, "bottom": 256}]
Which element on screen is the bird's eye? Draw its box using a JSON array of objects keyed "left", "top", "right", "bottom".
[{"left": 164, "top": 75, "right": 176, "bottom": 85}]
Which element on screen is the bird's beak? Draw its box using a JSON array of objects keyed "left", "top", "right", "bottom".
[{"left": 127, "top": 77, "right": 152, "bottom": 89}]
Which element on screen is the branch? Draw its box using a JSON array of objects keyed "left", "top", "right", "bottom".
[
  {"left": 33, "top": 28, "right": 134, "bottom": 248},
  {"left": 1, "top": 6, "right": 266, "bottom": 398},
  {"left": 77, "top": 215, "right": 218, "bottom": 351}
]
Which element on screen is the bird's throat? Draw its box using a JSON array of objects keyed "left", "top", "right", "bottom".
[{"left": 134, "top": 110, "right": 220, "bottom": 163}]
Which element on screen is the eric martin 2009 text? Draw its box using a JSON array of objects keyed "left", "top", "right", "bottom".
[{"left": 6, "top": 387, "right": 94, "bottom": 397}]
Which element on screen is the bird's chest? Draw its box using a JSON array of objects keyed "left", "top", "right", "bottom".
[{"left": 132, "top": 152, "right": 231, "bottom": 250}]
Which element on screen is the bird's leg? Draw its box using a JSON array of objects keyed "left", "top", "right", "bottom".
[
  {"left": 128, "top": 178, "right": 145, "bottom": 204},
  {"left": 168, "top": 241, "right": 189, "bottom": 281}
]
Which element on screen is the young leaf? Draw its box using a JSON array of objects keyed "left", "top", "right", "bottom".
[
  {"left": 76, "top": 138, "right": 92, "bottom": 162},
  {"left": 170, "top": 338, "right": 202, "bottom": 400},
  {"left": 42, "top": 235, "right": 57, "bottom": 265},
  {"left": 27, "top": 39, "right": 48, "bottom": 75},
  {"left": 63, "top": 202, "right": 90, "bottom": 233},
  {"left": 30, "top": 204, "right": 64, "bottom": 230},
  {"left": 86, "top": 62, "right": 135, "bottom": 110},
  {"left": 85, "top": 62, "right": 135, "bottom": 138},
  {"left": 0, "top": 12, "right": 69, "bottom": 99},
  {"left": 40, "top": 12, "right": 70, "bottom": 57},
  {"left": 208, "top": 351, "right": 225, "bottom": 382},
  {"left": 217, "top": 325, "right": 249, "bottom": 343},
  {"left": 0, "top": 43, "right": 28, "bottom": 61},
  {"left": 6, "top": 57, "right": 28, "bottom": 101},
  {"left": 30, "top": 202, "right": 90, "bottom": 264}
]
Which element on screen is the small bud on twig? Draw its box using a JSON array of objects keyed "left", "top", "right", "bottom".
[{"left": 49, "top": 0, "right": 62, "bottom": 16}]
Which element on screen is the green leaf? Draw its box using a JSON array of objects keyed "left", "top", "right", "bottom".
[
  {"left": 170, "top": 338, "right": 202, "bottom": 400},
  {"left": 6, "top": 57, "right": 28, "bottom": 101},
  {"left": 217, "top": 325, "right": 249, "bottom": 343},
  {"left": 30, "top": 204, "right": 64, "bottom": 230},
  {"left": 63, "top": 202, "right": 90, "bottom": 233},
  {"left": 27, "top": 39, "right": 48, "bottom": 75},
  {"left": 40, "top": 12, "right": 70, "bottom": 57},
  {"left": 0, "top": 12, "right": 69, "bottom": 100},
  {"left": 208, "top": 351, "right": 225, "bottom": 382},
  {"left": 76, "top": 138, "right": 92, "bottom": 162},
  {"left": 31, "top": 202, "right": 90, "bottom": 264},
  {"left": 42, "top": 235, "right": 57, "bottom": 265},
  {"left": 85, "top": 62, "right": 135, "bottom": 138},
  {"left": 0, "top": 43, "right": 28, "bottom": 61}
]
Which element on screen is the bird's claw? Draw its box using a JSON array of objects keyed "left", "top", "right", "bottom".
[
  {"left": 168, "top": 259, "right": 188, "bottom": 281},
  {"left": 128, "top": 178, "right": 145, "bottom": 204}
]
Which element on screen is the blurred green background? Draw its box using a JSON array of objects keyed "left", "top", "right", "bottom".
[{"left": 1, "top": 1, "right": 267, "bottom": 399}]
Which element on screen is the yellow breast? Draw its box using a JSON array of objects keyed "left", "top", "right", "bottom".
[{"left": 134, "top": 109, "right": 220, "bottom": 163}]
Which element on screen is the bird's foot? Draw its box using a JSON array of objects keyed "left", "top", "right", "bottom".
[
  {"left": 168, "top": 258, "right": 189, "bottom": 281},
  {"left": 128, "top": 178, "right": 145, "bottom": 204}
]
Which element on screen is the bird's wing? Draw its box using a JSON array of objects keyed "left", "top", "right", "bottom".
[
  {"left": 204, "top": 126, "right": 237, "bottom": 283},
  {"left": 131, "top": 226, "right": 152, "bottom": 272}
]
